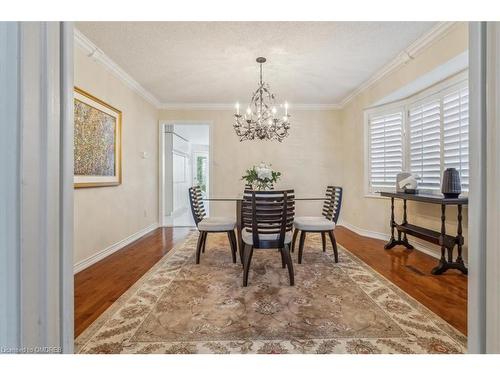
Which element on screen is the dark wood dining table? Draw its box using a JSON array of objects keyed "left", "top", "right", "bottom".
[{"left": 203, "top": 195, "right": 326, "bottom": 254}]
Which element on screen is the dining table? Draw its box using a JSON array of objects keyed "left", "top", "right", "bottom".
[{"left": 203, "top": 195, "right": 327, "bottom": 253}]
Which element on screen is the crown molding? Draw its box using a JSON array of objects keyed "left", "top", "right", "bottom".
[
  {"left": 159, "top": 102, "right": 341, "bottom": 111},
  {"left": 339, "top": 21, "right": 459, "bottom": 108},
  {"left": 75, "top": 22, "right": 458, "bottom": 111},
  {"left": 74, "top": 28, "right": 162, "bottom": 108}
]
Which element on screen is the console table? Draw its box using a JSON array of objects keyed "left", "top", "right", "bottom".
[{"left": 379, "top": 191, "right": 468, "bottom": 275}]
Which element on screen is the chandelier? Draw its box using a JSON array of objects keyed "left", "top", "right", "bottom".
[{"left": 233, "top": 57, "right": 291, "bottom": 142}]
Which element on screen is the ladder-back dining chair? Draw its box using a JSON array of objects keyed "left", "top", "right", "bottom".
[
  {"left": 291, "top": 186, "right": 343, "bottom": 264},
  {"left": 241, "top": 189, "right": 295, "bottom": 286},
  {"left": 188, "top": 186, "right": 238, "bottom": 264}
]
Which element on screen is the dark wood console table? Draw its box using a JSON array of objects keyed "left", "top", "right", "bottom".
[{"left": 379, "top": 191, "right": 468, "bottom": 275}]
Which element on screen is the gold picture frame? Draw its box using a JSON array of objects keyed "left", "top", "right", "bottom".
[{"left": 73, "top": 87, "right": 122, "bottom": 188}]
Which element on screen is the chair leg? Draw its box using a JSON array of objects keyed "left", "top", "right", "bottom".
[
  {"left": 227, "top": 230, "right": 237, "bottom": 264},
  {"left": 291, "top": 228, "right": 299, "bottom": 253},
  {"left": 328, "top": 230, "right": 339, "bottom": 263},
  {"left": 201, "top": 231, "right": 207, "bottom": 253},
  {"left": 195, "top": 232, "right": 205, "bottom": 264},
  {"left": 242, "top": 244, "right": 254, "bottom": 287},
  {"left": 279, "top": 248, "right": 286, "bottom": 268},
  {"left": 283, "top": 244, "right": 295, "bottom": 286},
  {"left": 321, "top": 232, "right": 326, "bottom": 252},
  {"left": 298, "top": 231, "right": 306, "bottom": 264}
]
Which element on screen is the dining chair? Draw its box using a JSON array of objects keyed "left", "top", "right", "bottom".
[
  {"left": 188, "top": 186, "right": 238, "bottom": 264},
  {"left": 241, "top": 189, "right": 295, "bottom": 286},
  {"left": 291, "top": 186, "right": 343, "bottom": 264}
]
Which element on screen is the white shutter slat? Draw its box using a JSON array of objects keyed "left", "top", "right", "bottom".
[
  {"left": 443, "top": 87, "right": 469, "bottom": 191},
  {"left": 368, "top": 111, "right": 403, "bottom": 190},
  {"left": 409, "top": 99, "right": 442, "bottom": 190}
]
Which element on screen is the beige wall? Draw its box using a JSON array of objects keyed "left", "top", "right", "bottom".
[
  {"left": 339, "top": 22, "right": 469, "bottom": 259},
  {"left": 74, "top": 47, "right": 159, "bottom": 266},
  {"left": 159, "top": 109, "right": 343, "bottom": 218}
]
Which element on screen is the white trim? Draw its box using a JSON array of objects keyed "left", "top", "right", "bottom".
[
  {"left": 60, "top": 21, "right": 75, "bottom": 354},
  {"left": 73, "top": 223, "right": 159, "bottom": 274},
  {"left": 468, "top": 22, "right": 487, "bottom": 353},
  {"left": 160, "top": 102, "right": 341, "bottom": 110},
  {"left": 74, "top": 22, "right": 456, "bottom": 111},
  {"left": 340, "top": 22, "right": 458, "bottom": 107},
  {"left": 0, "top": 21, "right": 21, "bottom": 351},
  {"left": 0, "top": 22, "right": 74, "bottom": 353},
  {"left": 74, "top": 28, "right": 162, "bottom": 108},
  {"left": 485, "top": 22, "right": 500, "bottom": 354},
  {"left": 338, "top": 220, "right": 456, "bottom": 262}
]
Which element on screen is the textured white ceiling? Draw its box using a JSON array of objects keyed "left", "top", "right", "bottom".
[{"left": 76, "top": 21, "right": 436, "bottom": 105}]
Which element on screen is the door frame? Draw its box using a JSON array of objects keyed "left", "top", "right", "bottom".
[
  {"left": 468, "top": 21, "right": 500, "bottom": 354},
  {"left": 158, "top": 120, "right": 214, "bottom": 227},
  {"left": 0, "top": 21, "right": 74, "bottom": 353}
]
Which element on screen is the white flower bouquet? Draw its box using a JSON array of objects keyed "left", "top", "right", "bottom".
[{"left": 241, "top": 162, "right": 281, "bottom": 190}]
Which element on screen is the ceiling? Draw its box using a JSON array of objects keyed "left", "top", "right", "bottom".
[{"left": 76, "top": 21, "right": 437, "bottom": 106}]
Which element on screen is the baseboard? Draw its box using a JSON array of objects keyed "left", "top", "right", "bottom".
[
  {"left": 74, "top": 222, "right": 159, "bottom": 274},
  {"left": 338, "top": 220, "right": 442, "bottom": 260}
]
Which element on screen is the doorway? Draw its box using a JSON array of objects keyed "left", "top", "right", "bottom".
[{"left": 160, "top": 122, "right": 211, "bottom": 227}]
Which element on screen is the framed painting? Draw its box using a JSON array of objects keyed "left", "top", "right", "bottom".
[{"left": 73, "top": 87, "right": 122, "bottom": 188}]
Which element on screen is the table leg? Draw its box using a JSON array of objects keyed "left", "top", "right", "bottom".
[
  {"left": 432, "top": 204, "right": 448, "bottom": 275},
  {"left": 401, "top": 199, "right": 412, "bottom": 248},
  {"left": 236, "top": 200, "right": 243, "bottom": 264},
  {"left": 384, "top": 197, "right": 413, "bottom": 250},
  {"left": 455, "top": 204, "right": 468, "bottom": 274},
  {"left": 384, "top": 198, "right": 398, "bottom": 249}
]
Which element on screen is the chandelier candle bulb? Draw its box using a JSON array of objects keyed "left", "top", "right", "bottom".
[{"left": 235, "top": 102, "right": 240, "bottom": 115}]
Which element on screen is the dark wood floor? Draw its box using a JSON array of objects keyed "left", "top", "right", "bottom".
[
  {"left": 74, "top": 226, "right": 192, "bottom": 337},
  {"left": 334, "top": 227, "right": 467, "bottom": 334},
  {"left": 74, "top": 225, "right": 467, "bottom": 337}
]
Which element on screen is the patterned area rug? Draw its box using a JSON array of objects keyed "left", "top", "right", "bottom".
[{"left": 76, "top": 232, "right": 467, "bottom": 354}]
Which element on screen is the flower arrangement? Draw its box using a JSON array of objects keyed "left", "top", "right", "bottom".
[{"left": 241, "top": 162, "right": 281, "bottom": 190}]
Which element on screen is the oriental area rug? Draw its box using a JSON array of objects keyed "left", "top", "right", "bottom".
[{"left": 76, "top": 232, "right": 467, "bottom": 354}]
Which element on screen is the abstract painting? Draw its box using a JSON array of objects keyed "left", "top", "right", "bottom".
[{"left": 74, "top": 87, "right": 122, "bottom": 188}]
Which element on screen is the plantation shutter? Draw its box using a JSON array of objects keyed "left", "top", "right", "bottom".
[
  {"left": 368, "top": 111, "right": 403, "bottom": 191},
  {"left": 408, "top": 99, "right": 442, "bottom": 190},
  {"left": 443, "top": 87, "right": 469, "bottom": 191}
]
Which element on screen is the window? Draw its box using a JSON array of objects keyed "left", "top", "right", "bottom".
[
  {"left": 368, "top": 111, "right": 403, "bottom": 190},
  {"left": 408, "top": 99, "right": 442, "bottom": 190},
  {"left": 366, "top": 78, "right": 469, "bottom": 195},
  {"left": 443, "top": 87, "right": 469, "bottom": 190}
]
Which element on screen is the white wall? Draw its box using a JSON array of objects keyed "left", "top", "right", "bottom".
[{"left": 73, "top": 45, "right": 159, "bottom": 269}]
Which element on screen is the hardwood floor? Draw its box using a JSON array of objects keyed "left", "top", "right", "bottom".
[
  {"left": 74, "top": 226, "right": 192, "bottom": 337},
  {"left": 334, "top": 226, "right": 467, "bottom": 334},
  {"left": 74, "top": 225, "right": 467, "bottom": 337}
]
